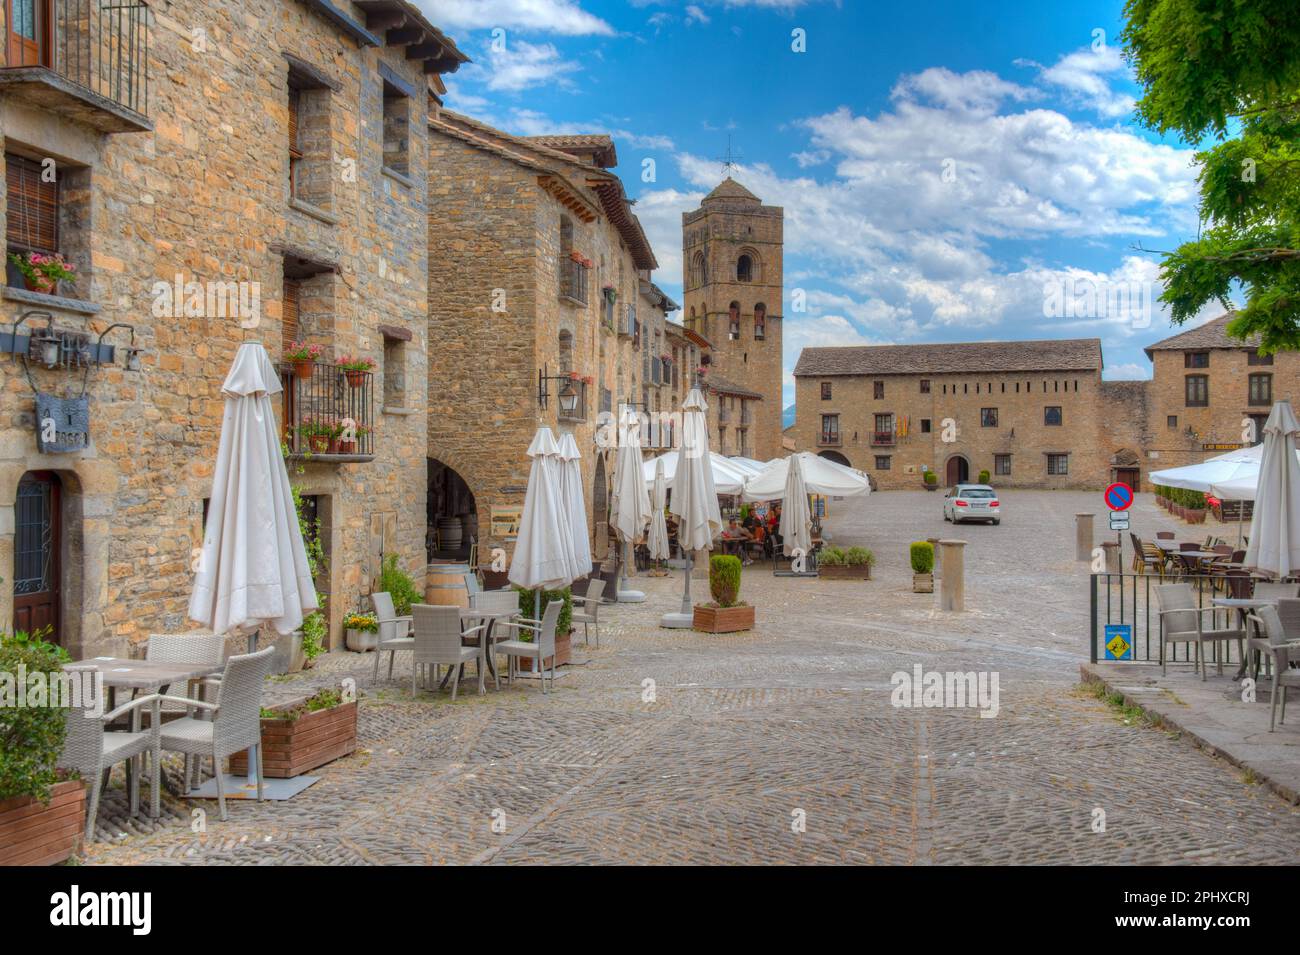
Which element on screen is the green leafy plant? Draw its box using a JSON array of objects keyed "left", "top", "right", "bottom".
[
  {"left": 284, "top": 341, "right": 324, "bottom": 363},
  {"left": 343, "top": 612, "right": 378, "bottom": 633},
  {"left": 844, "top": 546, "right": 875, "bottom": 567},
  {"left": 923, "top": 471, "right": 938, "bottom": 485},
  {"left": 301, "top": 601, "right": 327, "bottom": 661},
  {"left": 709, "top": 554, "right": 743, "bottom": 607},
  {"left": 910, "top": 541, "right": 934, "bottom": 574},
  {"left": 261, "top": 687, "right": 346, "bottom": 721},
  {"left": 0, "top": 628, "right": 71, "bottom": 804},
  {"left": 9, "top": 251, "right": 76, "bottom": 294},
  {"left": 335, "top": 355, "right": 376, "bottom": 372},
  {"left": 978, "top": 469, "right": 991, "bottom": 484},
  {"left": 378, "top": 553, "right": 422, "bottom": 616},
  {"left": 819, "top": 546, "right": 847, "bottom": 566},
  {"left": 512, "top": 585, "right": 573, "bottom": 639}
]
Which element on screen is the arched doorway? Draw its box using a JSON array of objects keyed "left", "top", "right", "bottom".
[
  {"left": 427, "top": 458, "right": 477, "bottom": 561},
  {"left": 945, "top": 455, "right": 969, "bottom": 486},
  {"left": 13, "top": 471, "right": 61, "bottom": 644},
  {"left": 592, "top": 454, "right": 609, "bottom": 556},
  {"left": 1110, "top": 449, "right": 1140, "bottom": 492},
  {"left": 818, "top": 449, "right": 851, "bottom": 467}
]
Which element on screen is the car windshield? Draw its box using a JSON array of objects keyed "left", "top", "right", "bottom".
[{"left": 961, "top": 489, "right": 996, "bottom": 499}]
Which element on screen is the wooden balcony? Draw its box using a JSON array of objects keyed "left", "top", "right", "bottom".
[{"left": 281, "top": 361, "right": 376, "bottom": 462}]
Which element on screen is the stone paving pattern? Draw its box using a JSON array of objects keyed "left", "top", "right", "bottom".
[{"left": 86, "top": 491, "right": 1300, "bottom": 864}]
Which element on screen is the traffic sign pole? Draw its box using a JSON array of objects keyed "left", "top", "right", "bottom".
[{"left": 1103, "top": 482, "right": 1135, "bottom": 582}]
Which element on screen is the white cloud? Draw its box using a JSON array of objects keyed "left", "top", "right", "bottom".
[
  {"left": 475, "top": 39, "right": 580, "bottom": 92},
  {"left": 685, "top": 5, "right": 711, "bottom": 25},
  {"left": 1036, "top": 45, "right": 1137, "bottom": 119},
  {"left": 414, "top": 0, "right": 614, "bottom": 36},
  {"left": 892, "top": 67, "right": 1035, "bottom": 115}
]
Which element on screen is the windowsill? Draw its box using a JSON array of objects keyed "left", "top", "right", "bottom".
[
  {"left": 288, "top": 196, "right": 340, "bottom": 226},
  {"left": 3, "top": 285, "right": 100, "bottom": 314},
  {"left": 381, "top": 165, "right": 414, "bottom": 190},
  {"left": 382, "top": 406, "right": 417, "bottom": 416}
]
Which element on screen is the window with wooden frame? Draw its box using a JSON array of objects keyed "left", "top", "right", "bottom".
[
  {"left": 1248, "top": 351, "right": 1274, "bottom": 366},
  {"left": 1184, "top": 351, "right": 1209, "bottom": 369},
  {"left": 6, "top": 0, "right": 52, "bottom": 68},
  {"left": 1249, "top": 373, "right": 1272, "bottom": 406},
  {"left": 873, "top": 380, "right": 884, "bottom": 399},
  {"left": 919, "top": 379, "right": 930, "bottom": 394},
  {"left": 6, "top": 152, "right": 59, "bottom": 257},
  {"left": 1184, "top": 374, "right": 1208, "bottom": 407},
  {"left": 288, "top": 86, "right": 303, "bottom": 196},
  {"left": 820, "top": 381, "right": 832, "bottom": 400}
]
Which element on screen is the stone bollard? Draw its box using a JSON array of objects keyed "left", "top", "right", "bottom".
[
  {"left": 938, "top": 539, "right": 966, "bottom": 611},
  {"left": 692, "top": 548, "right": 710, "bottom": 579},
  {"left": 1100, "top": 540, "right": 1120, "bottom": 574},
  {"left": 1075, "top": 513, "right": 1094, "bottom": 562},
  {"left": 927, "top": 537, "right": 942, "bottom": 576}
]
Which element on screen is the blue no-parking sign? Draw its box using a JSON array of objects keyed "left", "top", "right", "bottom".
[{"left": 1104, "top": 482, "right": 1134, "bottom": 511}]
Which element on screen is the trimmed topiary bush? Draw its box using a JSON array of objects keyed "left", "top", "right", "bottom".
[
  {"left": 819, "top": 546, "right": 847, "bottom": 566},
  {"left": 844, "top": 546, "right": 875, "bottom": 567},
  {"left": 978, "top": 469, "right": 991, "bottom": 484},
  {"left": 910, "top": 541, "right": 935, "bottom": 574},
  {"left": 923, "top": 471, "right": 938, "bottom": 485},
  {"left": 709, "top": 554, "right": 743, "bottom": 607}
]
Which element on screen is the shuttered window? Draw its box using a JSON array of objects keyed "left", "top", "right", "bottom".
[
  {"left": 288, "top": 87, "right": 303, "bottom": 194},
  {"left": 6, "top": 153, "right": 59, "bottom": 255},
  {"left": 282, "top": 278, "right": 300, "bottom": 355}
]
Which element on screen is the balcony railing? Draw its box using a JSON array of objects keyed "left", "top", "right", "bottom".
[
  {"left": 870, "top": 431, "right": 896, "bottom": 447},
  {"left": 718, "top": 405, "right": 730, "bottom": 424},
  {"left": 818, "top": 431, "right": 841, "bottom": 447},
  {"left": 560, "top": 258, "right": 589, "bottom": 306},
  {"left": 619, "top": 303, "right": 636, "bottom": 339},
  {"left": 281, "top": 361, "right": 375, "bottom": 461},
  {"left": 602, "top": 294, "right": 616, "bottom": 329},
  {"left": 0, "top": 0, "right": 151, "bottom": 131},
  {"left": 651, "top": 357, "right": 663, "bottom": 386}
]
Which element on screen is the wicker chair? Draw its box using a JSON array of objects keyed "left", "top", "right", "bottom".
[
  {"left": 371, "top": 591, "right": 413, "bottom": 682},
  {"left": 158, "top": 646, "right": 275, "bottom": 821},
  {"left": 146, "top": 632, "right": 225, "bottom": 717},
  {"left": 496, "top": 600, "right": 561, "bottom": 694},
  {"left": 58, "top": 683, "right": 163, "bottom": 842},
  {"left": 1249, "top": 605, "right": 1300, "bottom": 731},
  {"left": 1154, "top": 583, "right": 1244, "bottom": 678},
  {"left": 410, "top": 604, "right": 481, "bottom": 698},
  {"left": 464, "top": 572, "right": 482, "bottom": 598},
  {"left": 571, "top": 578, "right": 606, "bottom": 646}
]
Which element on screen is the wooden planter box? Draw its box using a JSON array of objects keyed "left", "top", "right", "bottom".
[
  {"left": 479, "top": 567, "right": 509, "bottom": 590},
  {"left": 0, "top": 779, "right": 85, "bottom": 865},
  {"left": 230, "top": 701, "right": 357, "bottom": 778},
  {"left": 913, "top": 572, "right": 934, "bottom": 593},
  {"left": 517, "top": 630, "right": 572, "bottom": 671},
  {"left": 819, "top": 563, "right": 872, "bottom": 581},
  {"left": 693, "top": 604, "right": 755, "bottom": 633}
]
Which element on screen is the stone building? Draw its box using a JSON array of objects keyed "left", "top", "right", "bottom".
[
  {"left": 0, "top": 0, "right": 466, "bottom": 655},
  {"left": 425, "top": 112, "right": 663, "bottom": 561},
  {"left": 681, "top": 178, "right": 782, "bottom": 459},
  {"left": 789, "top": 313, "right": 1300, "bottom": 491}
]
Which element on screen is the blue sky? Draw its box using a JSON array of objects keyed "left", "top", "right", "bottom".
[{"left": 418, "top": 0, "right": 1228, "bottom": 408}]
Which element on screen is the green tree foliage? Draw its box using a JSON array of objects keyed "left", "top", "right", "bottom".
[
  {"left": 709, "top": 555, "right": 742, "bottom": 607},
  {"left": 1122, "top": 0, "right": 1300, "bottom": 350}
]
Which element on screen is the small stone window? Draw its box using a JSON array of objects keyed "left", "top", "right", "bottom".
[
  {"left": 737, "top": 254, "right": 753, "bottom": 282},
  {"left": 1044, "top": 406, "right": 1063, "bottom": 426},
  {"left": 286, "top": 56, "right": 338, "bottom": 209},
  {"left": 382, "top": 329, "right": 410, "bottom": 409},
  {"left": 873, "top": 380, "right": 884, "bottom": 400},
  {"left": 1248, "top": 351, "right": 1273, "bottom": 366},
  {"left": 381, "top": 77, "right": 411, "bottom": 177},
  {"left": 995, "top": 454, "right": 1011, "bottom": 476},
  {"left": 1184, "top": 351, "right": 1210, "bottom": 369},
  {"left": 875, "top": 456, "right": 891, "bottom": 471},
  {"left": 754, "top": 303, "right": 766, "bottom": 340},
  {"left": 821, "top": 381, "right": 832, "bottom": 400},
  {"left": 920, "top": 418, "right": 932, "bottom": 434},
  {"left": 919, "top": 379, "right": 930, "bottom": 394},
  {"left": 1047, "top": 454, "right": 1069, "bottom": 476},
  {"left": 1167, "top": 415, "right": 1178, "bottom": 429},
  {"left": 980, "top": 408, "right": 998, "bottom": 428}
]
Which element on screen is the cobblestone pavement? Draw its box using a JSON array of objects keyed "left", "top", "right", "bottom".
[{"left": 86, "top": 490, "right": 1300, "bottom": 864}]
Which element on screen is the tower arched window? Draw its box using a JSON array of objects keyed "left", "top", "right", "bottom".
[
  {"left": 754, "top": 303, "right": 766, "bottom": 341},
  {"left": 728, "top": 301, "right": 740, "bottom": 341},
  {"left": 737, "top": 254, "right": 753, "bottom": 283},
  {"left": 690, "top": 251, "right": 707, "bottom": 289}
]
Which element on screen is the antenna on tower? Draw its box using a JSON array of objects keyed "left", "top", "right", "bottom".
[{"left": 715, "top": 135, "right": 743, "bottom": 179}]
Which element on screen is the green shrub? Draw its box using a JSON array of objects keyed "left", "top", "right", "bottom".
[
  {"left": 709, "top": 554, "right": 743, "bottom": 607},
  {"left": 844, "top": 546, "right": 875, "bottom": 566},
  {"left": 978, "top": 469, "right": 991, "bottom": 484},
  {"left": 923, "top": 471, "right": 938, "bottom": 485},
  {"left": 513, "top": 585, "right": 573, "bottom": 638},
  {"left": 301, "top": 599, "right": 327, "bottom": 661},
  {"left": 378, "top": 553, "right": 422, "bottom": 616},
  {"left": 910, "top": 541, "right": 934, "bottom": 574},
  {"left": 819, "top": 546, "right": 846, "bottom": 566},
  {"left": 0, "top": 629, "right": 70, "bottom": 804}
]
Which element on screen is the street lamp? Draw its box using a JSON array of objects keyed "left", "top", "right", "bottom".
[{"left": 557, "top": 380, "right": 579, "bottom": 415}]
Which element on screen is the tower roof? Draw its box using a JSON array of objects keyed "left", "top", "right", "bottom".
[{"left": 702, "top": 177, "right": 761, "bottom": 206}]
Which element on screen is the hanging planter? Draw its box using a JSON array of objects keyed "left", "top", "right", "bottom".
[
  {"left": 285, "top": 341, "right": 323, "bottom": 380},
  {"left": 336, "top": 355, "right": 375, "bottom": 388}
]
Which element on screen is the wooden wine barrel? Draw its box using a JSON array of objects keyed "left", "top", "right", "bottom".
[
  {"left": 425, "top": 562, "right": 471, "bottom": 607},
  {"left": 437, "top": 517, "right": 463, "bottom": 551}
]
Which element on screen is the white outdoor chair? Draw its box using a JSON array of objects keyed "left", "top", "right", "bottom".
[
  {"left": 371, "top": 591, "right": 413, "bottom": 681},
  {"left": 464, "top": 572, "right": 482, "bottom": 598},
  {"left": 1154, "top": 583, "right": 1244, "bottom": 679},
  {"left": 58, "top": 681, "right": 163, "bottom": 842},
  {"left": 468, "top": 590, "right": 520, "bottom": 683},
  {"left": 496, "top": 600, "right": 562, "bottom": 694},
  {"left": 1249, "top": 605, "right": 1300, "bottom": 731},
  {"left": 158, "top": 646, "right": 275, "bottom": 821},
  {"left": 571, "top": 578, "right": 606, "bottom": 647},
  {"left": 1246, "top": 583, "right": 1300, "bottom": 676},
  {"left": 410, "top": 604, "right": 482, "bottom": 698}
]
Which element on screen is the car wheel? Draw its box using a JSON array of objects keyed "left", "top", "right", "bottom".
[{"left": 992, "top": 519, "right": 1000, "bottom": 526}]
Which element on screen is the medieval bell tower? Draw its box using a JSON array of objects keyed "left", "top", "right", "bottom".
[{"left": 681, "top": 178, "right": 784, "bottom": 459}]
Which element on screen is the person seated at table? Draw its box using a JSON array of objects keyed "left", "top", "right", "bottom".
[
  {"left": 721, "top": 518, "right": 755, "bottom": 564},
  {"left": 748, "top": 521, "right": 770, "bottom": 560}
]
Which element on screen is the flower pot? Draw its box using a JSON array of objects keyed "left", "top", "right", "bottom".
[
  {"left": 517, "top": 629, "right": 572, "bottom": 670},
  {"left": 924, "top": 483, "right": 938, "bottom": 491},
  {"left": 346, "top": 627, "right": 378, "bottom": 652},
  {"left": 1187, "top": 508, "right": 1207, "bottom": 524},
  {"left": 336, "top": 439, "right": 356, "bottom": 455},
  {"left": 344, "top": 370, "right": 366, "bottom": 388},
  {"left": 0, "top": 780, "right": 85, "bottom": 865},
  {"left": 913, "top": 572, "right": 934, "bottom": 593},
  {"left": 692, "top": 603, "right": 755, "bottom": 633},
  {"left": 292, "top": 360, "right": 314, "bottom": 380},
  {"left": 327, "top": 436, "right": 340, "bottom": 454},
  {"left": 307, "top": 434, "right": 329, "bottom": 454},
  {"left": 480, "top": 566, "right": 509, "bottom": 590},
  {"left": 819, "top": 563, "right": 872, "bottom": 581},
  {"left": 230, "top": 700, "right": 358, "bottom": 778},
  {"left": 270, "top": 630, "right": 305, "bottom": 674}
]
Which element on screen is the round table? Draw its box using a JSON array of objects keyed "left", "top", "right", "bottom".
[
  {"left": 458, "top": 607, "right": 518, "bottom": 694},
  {"left": 1212, "top": 597, "right": 1279, "bottom": 680}
]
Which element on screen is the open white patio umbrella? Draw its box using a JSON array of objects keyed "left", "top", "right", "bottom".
[
  {"left": 741, "top": 451, "right": 872, "bottom": 502},
  {"left": 662, "top": 387, "right": 722, "bottom": 628},
  {"left": 188, "top": 341, "right": 317, "bottom": 794},
  {"left": 1243, "top": 401, "right": 1300, "bottom": 578},
  {"left": 1149, "top": 444, "right": 1263, "bottom": 492},
  {"left": 557, "top": 432, "right": 592, "bottom": 582},
  {"left": 647, "top": 457, "right": 671, "bottom": 566},
  {"left": 641, "top": 449, "right": 750, "bottom": 496},
  {"left": 611, "top": 409, "right": 651, "bottom": 602}
]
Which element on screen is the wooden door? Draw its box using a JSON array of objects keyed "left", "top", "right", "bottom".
[
  {"left": 1115, "top": 468, "right": 1140, "bottom": 493},
  {"left": 945, "top": 456, "right": 968, "bottom": 487},
  {"left": 12, "top": 471, "right": 60, "bottom": 644},
  {"left": 6, "top": 0, "right": 50, "bottom": 68}
]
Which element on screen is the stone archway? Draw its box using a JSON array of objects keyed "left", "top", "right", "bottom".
[
  {"left": 1110, "top": 448, "right": 1141, "bottom": 492},
  {"left": 818, "top": 449, "right": 851, "bottom": 468}
]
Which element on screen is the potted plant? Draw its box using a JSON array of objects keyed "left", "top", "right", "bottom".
[
  {"left": 0, "top": 628, "right": 85, "bottom": 865},
  {"left": 285, "top": 341, "right": 324, "bottom": 379},
  {"left": 819, "top": 545, "right": 875, "bottom": 580},
  {"left": 911, "top": 541, "right": 935, "bottom": 593},
  {"left": 512, "top": 585, "right": 573, "bottom": 669},
  {"left": 299, "top": 416, "right": 332, "bottom": 454},
  {"left": 230, "top": 686, "right": 358, "bottom": 778},
  {"left": 378, "top": 553, "right": 422, "bottom": 615},
  {"left": 693, "top": 555, "right": 755, "bottom": 633},
  {"left": 337, "top": 355, "right": 375, "bottom": 388},
  {"left": 344, "top": 611, "right": 379, "bottom": 652},
  {"left": 978, "top": 469, "right": 991, "bottom": 484},
  {"left": 8, "top": 251, "right": 76, "bottom": 295},
  {"left": 602, "top": 284, "right": 618, "bottom": 302},
  {"left": 923, "top": 471, "right": 938, "bottom": 491}
]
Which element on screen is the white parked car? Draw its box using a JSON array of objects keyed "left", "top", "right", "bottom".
[{"left": 943, "top": 484, "right": 1001, "bottom": 525}]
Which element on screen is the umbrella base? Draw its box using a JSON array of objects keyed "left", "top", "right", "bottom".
[
  {"left": 186, "top": 774, "right": 317, "bottom": 801},
  {"left": 617, "top": 589, "right": 647, "bottom": 602},
  {"left": 659, "top": 611, "right": 693, "bottom": 629}
]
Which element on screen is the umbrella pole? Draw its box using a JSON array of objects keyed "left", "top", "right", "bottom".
[
  {"left": 661, "top": 548, "right": 695, "bottom": 628},
  {"left": 617, "top": 538, "right": 646, "bottom": 602}
]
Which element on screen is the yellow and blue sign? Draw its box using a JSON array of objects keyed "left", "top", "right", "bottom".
[{"left": 1104, "top": 624, "right": 1133, "bottom": 661}]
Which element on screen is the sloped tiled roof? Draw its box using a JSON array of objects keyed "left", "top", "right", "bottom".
[
  {"left": 524, "top": 134, "right": 617, "bottom": 168},
  {"left": 703, "top": 177, "right": 760, "bottom": 205},
  {"left": 1143, "top": 313, "right": 1259, "bottom": 358},
  {"left": 706, "top": 373, "right": 763, "bottom": 399},
  {"left": 794, "top": 338, "right": 1102, "bottom": 377}
]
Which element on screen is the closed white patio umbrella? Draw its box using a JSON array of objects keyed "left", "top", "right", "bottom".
[
  {"left": 611, "top": 409, "right": 651, "bottom": 602},
  {"left": 508, "top": 426, "right": 573, "bottom": 594},
  {"left": 557, "top": 432, "right": 592, "bottom": 581},
  {"left": 662, "top": 387, "right": 722, "bottom": 628},
  {"left": 1244, "top": 401, "right": 1300, "bottom": 578},
  {"left": 779, "top": 452, "right": 813, "bottom": 558},
  {"left": 647, "top": 457, "right": 670, "bottom": 565}
]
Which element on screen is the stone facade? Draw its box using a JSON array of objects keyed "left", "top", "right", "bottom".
[
  {"left": 681, "top": 178, "right": 783, "bottom": 460},
  {"left": 425, "top": 112, "right": 666, "bottom": 563},
  {"left": 0, "top": 0, "right": 465, "bottom": 656}
]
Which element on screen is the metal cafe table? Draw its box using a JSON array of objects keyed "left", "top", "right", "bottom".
[{"left": 1211, "top": 597, "right": 1282, "bottom": 680}]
